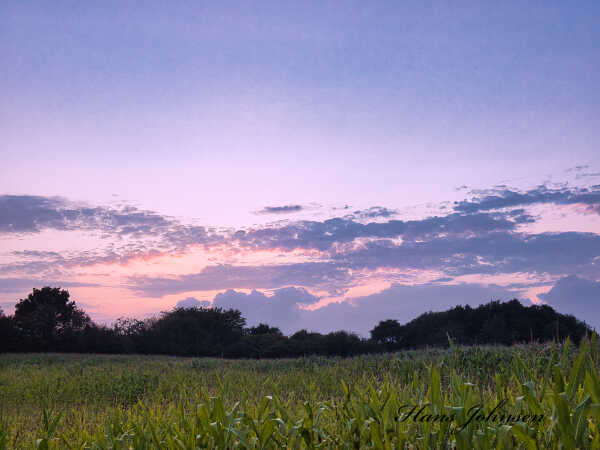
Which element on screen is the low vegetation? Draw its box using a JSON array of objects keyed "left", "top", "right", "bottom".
[{"left": 1, "top": 339, "right": 599, "bottom": 448}]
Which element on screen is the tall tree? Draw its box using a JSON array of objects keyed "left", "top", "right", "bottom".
[{"left": 13, "top": 287, "right": 91, "bottom": 351}]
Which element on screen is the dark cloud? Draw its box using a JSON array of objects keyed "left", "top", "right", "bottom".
[
  {"left": 213, "top": 287, "right": 319, "bottom": 333},
  {"left": 305, "top": 283, "right": 524, "bottom": 336},
  {"left": 0, "top": 195, "right": 176, "bottom": 236},
  {"left": 539, "top": 275, "right": 600, "bottom": 329},
  {"left": 454, "top": 185, "right": 600, "bottom": 214},
  {"left": 5, "top": 191, "right": 600, "bottom": 302},
  {"left": 127, "top": 229, "right": 600, "bottom": 297},
  {"left": 4, "top": 201, "right": 535, "bottom": 287},
  {"left": 336, "top": 231, "right": 600, "bottom": 277},
  {"left": 234, "top": 212, "right": 524, "bottom": 252},
  {"left": 11, "top": 250, "right": 62, "bottom": 258},
  {"left": 0, "top": 196, "right": 68, "bottom": 233},
  {"left": 175, "top": 297, "right": 211, "bottom": 309},
  {"left": 505, "top": 209, "right": 536, "bottom": 224},
  {"left": 208, "top": 283, "right": 521, "bottom": 336},
  {"left": 129, "top": 262, "right": 351, "bottom": 297},
  {"left": 256, "top": 205, "right": 303, "bottom": 214}
]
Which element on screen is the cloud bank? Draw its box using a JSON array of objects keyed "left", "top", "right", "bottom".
[
  {"left": 2, "top": 181, "right": 600, "bottom": 330},
  {"left": 210, "top": 283, "right": 521, "bottom": 336},
  {"left": 539, "top": 275, "right": 600, "bottom": 329}
]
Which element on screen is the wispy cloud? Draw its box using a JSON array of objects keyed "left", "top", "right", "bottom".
[
  {"left": 454, "top": 185, "right": 600, "bottom": 215},
  {"left": 351, "top": 206, "right": 399, "bottom": 219},
  {"left": 256, "top": 205, "right": 304, "bottom": 215}
]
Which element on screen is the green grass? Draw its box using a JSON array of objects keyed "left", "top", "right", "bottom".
[{"left": 0, "top": 338, "right": 599, "bottom": 448}]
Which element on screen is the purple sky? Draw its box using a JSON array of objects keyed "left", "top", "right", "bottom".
[{"left": 1, "top": 1, "right": 599, "bottom": 334}]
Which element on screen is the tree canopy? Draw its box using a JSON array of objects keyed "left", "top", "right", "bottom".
[
  {"left": 369, "top": 299, "right": 590, "bottom": 350},
  {"left": 0, "top": 288, "right": 592, "bottom": 357},
  {"left": 12, "top": 287, "right": 91, "bottom": 351}
]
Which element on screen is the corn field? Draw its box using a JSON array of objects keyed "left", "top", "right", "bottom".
[{"left": 1, "top": 337, "right": 600, "bottom": 448}]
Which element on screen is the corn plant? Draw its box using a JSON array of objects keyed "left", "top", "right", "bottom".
[{"left": 0, "top": 338, "right": 599, "bottom": 448}]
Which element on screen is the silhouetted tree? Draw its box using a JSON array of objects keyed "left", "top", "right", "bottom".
[
  {"left": 370, "top": 319, "right": 403, "bottom": 350},
  {"left": 247, "top": 323, "right": 283, "bottom": 336},
  {"left": 0, "top": 308, "right": 17, "bottom": 352},
  {"left": 234, "top": 323, "right": 288, "bottom": 358},
  {"left": 371, "top": 299, "right": 590, "bottom": 349},
  {"left": 149, "top": 307, "right": 245, "bottom": 356},
  {"left": 0, "top": 289, "right": 593, "bottom": 357},
  {"left": 322, "top": 331, "right": 364, "bottom": 356},
  {"left": 482, "top": 315, "right": 510, "bottom": 345},
  {"left": 13, "top": 287, "right": 91, "bottom": 351},
  {"left": 113, "top": 317, "right": 150, "bottom": 353},
  {"left": 289, "top": 329, "right": 326, "bottom": 356}
]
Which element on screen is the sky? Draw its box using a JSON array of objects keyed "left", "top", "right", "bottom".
[{"left": 1, "top": 1, "right": 599, "bottom": 334}]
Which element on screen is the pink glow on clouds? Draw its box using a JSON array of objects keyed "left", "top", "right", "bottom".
[
  {"left": 304, "top": 279, "right": 393, "bottom": 311},
  {"left": 1, "top": 181, "right": 599, "bottom": 325}
]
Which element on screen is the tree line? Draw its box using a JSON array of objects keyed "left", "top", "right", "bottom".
[{"left": 0, "top": 287, "right": 592, "bottom": 357}]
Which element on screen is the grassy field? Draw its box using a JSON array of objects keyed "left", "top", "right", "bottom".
[{"left": 1, "top": 339, "right": 599, "bottom": 448}]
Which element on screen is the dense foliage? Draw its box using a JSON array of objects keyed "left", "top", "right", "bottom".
[
  {"left": 370, "top": 299, "right": 590, "bottom": 350},
  {"left": 0, "top": 287, "right": 591, "bottom": 357},
  {"left": 1, "top": 340, "right": 600, "bottom": 448}
]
